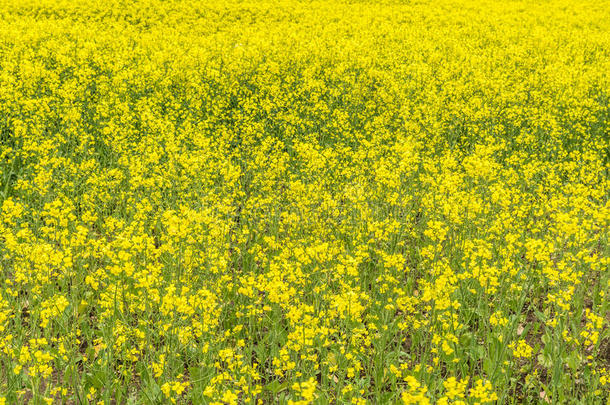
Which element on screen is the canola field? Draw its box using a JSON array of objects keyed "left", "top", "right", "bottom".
[{"left": 0, "top": 0, "right": 609, "bottom": 403}]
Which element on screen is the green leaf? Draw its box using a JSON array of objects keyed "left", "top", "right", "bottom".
[
  {"left": 537, "top": 353, "right": 552, "bottom": 369},
  {"left": 483, "top": 358, "right": 494, "bottom": 376},
  {"left": 566, "top": 351, "right": 580, "bottom": 371},
  {"left": 459, "top": 332, "right": 473, "bottom": 347}
]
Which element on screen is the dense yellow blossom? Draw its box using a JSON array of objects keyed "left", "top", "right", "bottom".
[{"left": 0, "top": 0, "right": 608, "bottom": 403}]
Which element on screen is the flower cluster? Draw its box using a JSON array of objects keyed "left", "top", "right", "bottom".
[{"left": 0, "top": 0, "right": 608, "bottom": 403}]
